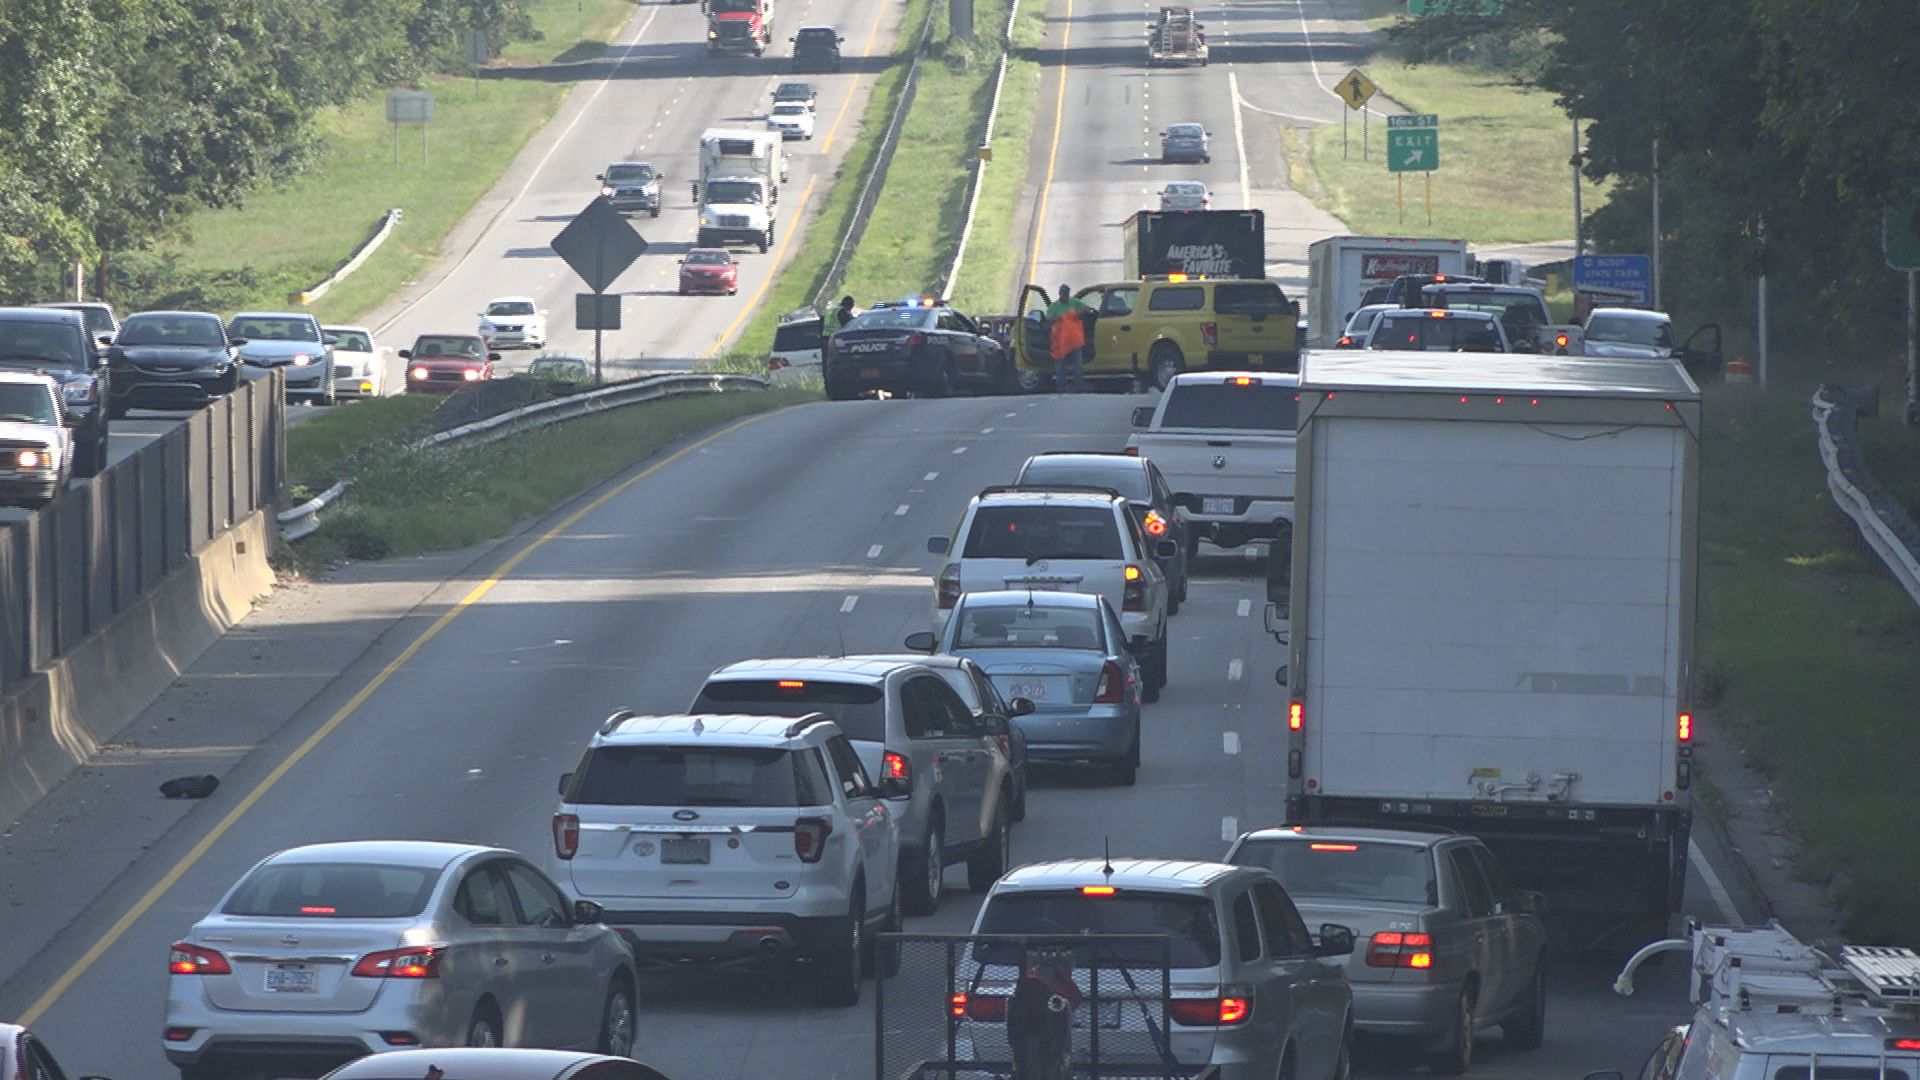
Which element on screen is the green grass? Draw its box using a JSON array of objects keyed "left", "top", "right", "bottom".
[
  {"left": 1696, "top": 372, "right": 1920, "bottom": 941},
  {"left": 153, "top": 0, "right": 638, "bottom": 323},
  {"left": 286, "top": 396, "right": 441, "bottom": 495},
  {"left": 947, "top": 0, "right": 1047, "bottom": 313},
  {"left": 721, "top": 0, "right": 937, "bottom": 358},
  {"left": 1299, "top": 63, "right": 1608, "bottom": 244},
  {"left": 296, "top": 388, "right": 814, "bottom": 563}
]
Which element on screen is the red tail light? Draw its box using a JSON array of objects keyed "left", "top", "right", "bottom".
[
  {"left": 1093, "top": 660, "right": 1129, "bottom": 703},
  {"left": 1122, "top": 445, "right": 1139, "bottom": 456},
  {"left": 883, "top": 750, "right": 912, "bottom": 784},
  {"left": 1337, "top": 335, "right": 1354, "bottom": 347},
  {"left": 768, "top": 357, "right": 791, "bottom": 370},
  {"left": 1366, "top": 932, "right": 1434, "bottom": 969},
  {"left": 1288, "top": 701, "right": 1303, "bottom": 731},
  {"left": 1677, "top": 711, "right": 1693, "bottom": 742},
  {"left": 1122, "top": 566, "right": 1146, "bottom": 611},
  {"left": 1143, "top": 511, "right": 1168, "bottom": 536},
  {"left": 552, "top": 813, "right": 580, "bottom": 860},
  {"left": 951, "top": 992, "right": 1009, "bottom": 1020},
  {"left": 1170, "top": 996, "right": 1252, "bottom": 1026},
  {"left": 169, "top": 943, "right": 231, "bottom": 976},
  {"left": 1555, "top": 333, "right": 1571, "bottom": 348},
  {"left": 1200, "top": 322, "right": 1218, "bottom": 347},
  {"left": 352, "top": 946, "right": 445, "bottom": 979},
  {"left": 936, "top": 564, "right": 961, "bottom": 610},
  {"left": 795, "top": 816, "right": 833, "bottom": 862}
]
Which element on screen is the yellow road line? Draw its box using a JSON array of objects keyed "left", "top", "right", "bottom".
[
  {"left": 18, "top": 410, "right": 783, "bottom": 1026},
  {"left": 1023, "top": 0, "right": 1074, "bottom": 283},
  {"left": 706, "top": 0, "right": 896, "bottom": 355}
]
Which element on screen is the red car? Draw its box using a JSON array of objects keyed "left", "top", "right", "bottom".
[
  {"left": 678, "top": 249, "right": 739, "bottom": 295},
  {"left": 400, "top": 333, "right": 497, "bottom": 393}
]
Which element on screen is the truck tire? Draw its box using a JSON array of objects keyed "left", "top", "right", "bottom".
[
  {"left": 1149, "top": 342, "right": 1184, "bottom": 389},
  {"left": 758, "top": 225, "right": 772, "bottom": 254}
]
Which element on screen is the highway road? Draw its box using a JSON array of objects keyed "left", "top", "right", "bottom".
[{"left": 1, "top": 392, "right": 1757, "bottom": 1080}]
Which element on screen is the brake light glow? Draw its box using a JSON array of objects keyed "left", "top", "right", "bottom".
[
  {"left": 1887, "top": 1039, "right": 1920, "bottom": 1051},
  {"left": 1093, "top": 660, "right": 1129, "bottom": 703},
  {"left": 1123, "top": 445, "right": 1139, "bottom": 456},
  {"left": 552, "top": 812, "right": 580, "bottom": 860},
  {"left": 1366, "top": 931, "right": 1433, "bottom": 969},
  {"left": 1081, "top": 885, "right": 1117, "bottom": 896},
  {"left": 1170, "top": 997, "right": 1253, "bottom": 1026},
  {"left": 1555, "top": 333, "right": 1571, "bottom": 347},
  {"left": 351, "top": 946, "right": 445, "bottom": 979},
  {"left": 1337, "top": 336, "right": 1353, "bottom": 347},
  {"left": 169, "top": 943, "right": 232, "bottom": 976},
  {"left": 1288, "top": 701, "right": 1304, "bottom": 731},
  {"left": 951, "top": 993, "right": 1009, "bottom": 1020},
  {"left": 779, "top": 680, "right": 806, "bottom": 689},
  {"left": 299, "top": 906, "right": 337, "bottom": 914},
  {"left": 1167, "top": 273, "right": 1188, "bottom": 283},
  {"left": 1677, "top": 711, "right": 1693, "bottom": 742},
  {"left": 1227, "top": 376, "right": 1261, "bottom": 386},
  {"left": 1201, "top": 322, "right": 1218, "bottom": 346},
  {"left": 1122, "top": 570, "right": 1146, "bottom": 611},
  {"left": 1143, "top": 511, "right": 1168, "bottom": 536},
  {"left": 1309, "top": 843, "right": 1358, "bottom": 852},
  {"left": 1124, "top": 565, "right": 1142, "bottom": 581},
  {"left": 795, "top": 816, "right": 833, "bottom": 862},
  {"left": 1427, "top": 310, "right": 1448, "bottom": 319},
  {"left": 884, "top": 750, "right": 912, "bottom": 782}
]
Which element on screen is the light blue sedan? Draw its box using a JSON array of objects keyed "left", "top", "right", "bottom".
[{"left": 906, "top": 589, "right": 1145, "bottom": 785}]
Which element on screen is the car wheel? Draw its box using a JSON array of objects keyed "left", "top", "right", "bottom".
[
  {"left": 865, "top": 883, "right": 902, "bottom": 977},
  {"left": 1148, "top": 341, "right": 1184, "bottom": 389},
  {"left": 650, "top": 207, "right": 661, "bottom": 218},
  {"left": 902, "top": 818, "right": 944, "bottom": 915},
  {"left": 1112, "top": 729, "right": 1140, "bottom": 786},
  {"left": 759, "top": 229, "right": 772, "bottom": 254},
  {"left": 1503, "top": 967, "right": 1546, "bottom": 1050},
  {"left": 966, "top": 798, "right": 1011, "bottom": 892},
  {"left": 1015, "top": 366, "right": 1049, "bottom": 393},
  {"left": 1166, "top": 577, "right": 1181, "bottom": 616},
  {"left": 1178, "top": 560, "right": 1190, "bottom": 602},
  {"left": 107, "top": 397, "right": 129, "bottom": 421},
  {"left": 1139, "top": 637, "right": 1167, "bottom": 703},
  {"left": 1429, "top": 986, "right": 1475, "bottom": 1075},
  {"left": 598, "top": 978, "right": 637, "bottom": 1056},
  {"left": 73, "top": 428, "right": 103, "bottom": 479},
  {"left": 814, "top": 890, "right": 865, "bottom": 1007},
  {"left": 466, "top": 1002, "right": 503, "bottom": 1047},
  {"left": 1014, "top": 769, "right": 1028, "bottom": 822},
  {"left": 824, "top": 375, "right": 855, "bottom": 401}
]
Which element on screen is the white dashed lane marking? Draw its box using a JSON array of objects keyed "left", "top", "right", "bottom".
[
  {"left": 1236, "top": 599, "right": 1251, "bottom": 617},
  {"left": 867, "top": 544, "right": 883, "bottom": 558},
  {"left": 840, "top": 596, "right": 859, "bottom": 613},
  {"left": 894, "top": 504, "right": 911, "bottom": 516},
  {"left": 1221, "top": 816, "right": 1239, "bottom": 843},
  {"left": 924, "top": 471, "right": 939, "bottom": 481},
  {"left": 952, "top": 446, "right": 969, "bottom": 455},
  {"left": 1227, "top": 659, "right": 1244, "bottom": 681},
  {"left": 1223, "top": 731, "right": 1240, "bottom": 755}
]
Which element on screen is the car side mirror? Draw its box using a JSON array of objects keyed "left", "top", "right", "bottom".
[
  {"left": 904, "top": 630, "right": 937, "bottom": 652},
  {"left": 1155, "top": 539, "right": 1178, "bottom": 559},
  {"left": 397, "top": 349, "right": 413, "bottom": 359},
  {"left": 1274, "top": 664, "right": 1289, "bottom": 685},
  {"left": 596, "top": 173, "right": 606, "bottom": 181},
  {"left": 1501, "top": 889, "right": 1546, "bottom": 915},
  {"left": 572, "top": 899, "right": 605, "bottom": 924},
  {"left": 322, "top": 334, "right": 339, "bottom": 346},
  {"left": 1131, "top": 405, "right": 1154, "bottom": 428},
  {"left": 98, "top": 334, "right": 115, "bottom": 346},
  {"left": 1010, "top": 696, "right": 1036, "bottom": 716},
  {"left": 1315, "top": 923, "right": 1355, "bottom": 957},
  {"left": 557, "top": 772, "right": 573, "bottom": 795},
  {"left": 487, "top": 352, "right": 502, "bottom": 362},
  {"left": 878, "top": 775, "right": 912, "bottom": 799},
  {"left": 1264, "top": 601, "right": 1289, "bottom": 635},
  {"left": 927, "top": 536, "right": 950, "bottom": 554},
  {"left": 228, "top": 337, "right": 248, "bottom": 347},
  {"left": 838, "top": 35, "right": 846, "bottom": 42}
]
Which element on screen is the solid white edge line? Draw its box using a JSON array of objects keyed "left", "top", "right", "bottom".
[
  {"left": 1689, "top": 838, "right": 1739, "bottom": 922},
  {"left": 1228, "top": 70, "right": 1252, "bottom": 207}
]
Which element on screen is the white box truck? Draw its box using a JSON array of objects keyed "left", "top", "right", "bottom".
[
  {"left": 1284, "top": 350, "right": 1700, "bottom": 952},
  {"left": 1305, "top": 235, "right": 1468, "bottom": 350},
  {"left": 693, "top": 129, "right": 788, "bottom": 252}
]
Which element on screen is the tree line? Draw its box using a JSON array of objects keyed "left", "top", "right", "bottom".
[
  {"left": 0, "top": 0, "right": 533, "bottom": 305},
  {"left": 1391, "top": 1, "right": 1920, "bottom": 376}
]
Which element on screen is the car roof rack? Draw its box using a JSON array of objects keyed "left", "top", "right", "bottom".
[
  {"left": 1682, "top": 921, "right": 1920, "bottom": 1020},
  {"left": 783, "top": 711, "right": 836, "bottom": 738},
  {"left": 977, "top": 483, "right": 1124, "bottom": 500},
  {"left": 599, "top": 708, "right": 640, "bottom": 736}
]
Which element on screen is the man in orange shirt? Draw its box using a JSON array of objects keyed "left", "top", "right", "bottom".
[{"left": 1045, "top": 285, "right": 1093, "bottom": 393}]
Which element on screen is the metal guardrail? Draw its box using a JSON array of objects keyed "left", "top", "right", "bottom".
[
  {"left": 940, "top": 0, "right": 1022, "bottom": 301},
  {"left": 279, "top": 372, "right": 770, "bottom": 541},
  {"left": 1811, "top": 385, "right": 1920, "bottom": 607},
  {"left": 293, "top": 208, "right": 403, "bottom": 306}
]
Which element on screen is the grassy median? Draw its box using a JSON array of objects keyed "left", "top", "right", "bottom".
[
  {"left": 1696, "top": 374, "right": 1920, "bottom": 940},
  {"left": 944, "top": 0, "right": 1046, "bottom": 313},
  {"left": 293, "top": 388, "right": 814, "bottom": 564},
  {"left": 148, "top": 0, "right": 637, "bottom": 322}
]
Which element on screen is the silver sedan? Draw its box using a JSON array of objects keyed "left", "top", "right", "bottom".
[
  {"left": 164, "top": 840, "right": 639, "bottom": 1080},
  {"left": 907, "top": 589, "right": 1144, "bottom": 785}
]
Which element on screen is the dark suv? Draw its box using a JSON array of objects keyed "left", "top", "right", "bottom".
[
  {"left": 792, "top": 26, "right": 844, "bottom": 72},
  {"left": 0, "top": 307, "right": 111, "bottom": 477}
]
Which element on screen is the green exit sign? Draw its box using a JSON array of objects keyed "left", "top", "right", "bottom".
[{"left": 1408, "top": 0, "right": 1502, "bottom": 13}]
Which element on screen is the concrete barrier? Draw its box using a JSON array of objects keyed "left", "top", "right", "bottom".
[{"left": 0, "top": 510, "right": 275, "bottom": 830}]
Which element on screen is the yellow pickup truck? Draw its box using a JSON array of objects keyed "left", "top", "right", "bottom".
[{"left": 1008, "top": 277, "right": 1300, "bottom": 391}]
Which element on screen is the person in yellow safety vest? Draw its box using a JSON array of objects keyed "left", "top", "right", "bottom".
[
  {"left": 821, "top": 295, "right": 856, "bottom": 343},
  {"left": 1046, "top": 285, "right": 1094, "bottom": 393}
]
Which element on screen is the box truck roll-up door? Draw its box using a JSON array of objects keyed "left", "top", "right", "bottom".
[{"left": 1302, "top": 417, "right": 1684, "bottom": 806}]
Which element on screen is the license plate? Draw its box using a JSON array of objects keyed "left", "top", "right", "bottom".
[
  {"left": 1073, "top": 1001, "right": 1123, "bottom": 1029},
  {"left": 1008, "top": 680, "right": 1048, "bottom": 701},
  {"left": 1202, "top": 497, "right": 1235, "bottom": 515},
  {"left": 661, "top": 837, "right": 711, "bottom": 864},
  {"left": 265, "top": 965, "right": 315, "bottom": 993},
  {"left": 860, "top": 367, "right": 881, "bottom": 378}
]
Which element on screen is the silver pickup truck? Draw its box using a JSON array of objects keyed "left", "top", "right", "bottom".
[{"left": 1124, "top": 370, "right": 1297, "bottom": 557}]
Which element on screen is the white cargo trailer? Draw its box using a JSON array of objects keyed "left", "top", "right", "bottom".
[{"left": 1285, "top": 350, "right": 1700, "bottom": 950}]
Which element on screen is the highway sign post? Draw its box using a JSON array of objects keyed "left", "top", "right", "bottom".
[
  {"left": 553, "top": 197, "right": 649, "bottom": 383},
  {"left": 1572, "top": 254, "right": 1653, "bottom": 306},
  {"left": 385, "top": 91, "right": 434, "bottom": 166},
  {"left": 1336, "top": 69, "right": 1378, "bottom": 160},
  {"left": 1385, "top": 115, "right": 1438, "bottom": 225},
  {"left": 1887, "top": 202, "right": 1920, "bottom": 424}
]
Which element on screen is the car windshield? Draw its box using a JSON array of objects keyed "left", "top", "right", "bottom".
[
  {"left": 1343, "top": 306, "right": 1391, "bottom": 334},
  {"left": 414, "top": 336, "right": 484, "bottom": 359},
  {"left": 773, "top": 103, "right": 808, "bottom": 115},
  {"left": 1166, "top": 124, "right": 1204, "bottom": 139},
  {"left": 486, "top": 301, "right": 536, "bottom": 316},
  {"left": 687, "top": 251, "right": 733, "bottom": 266},
  {"left": 0, "top": 383, "right": 58, "bottom": 424},
  {"left": 963, "top": 505, "right": 1123, "bottom": 560},
  {"left": 1370, "top": 315, "right": 1506, "bottom": 352},
  {"left": 223, "top": 862, "right": 439, "bottom": 918},
  {"left": 1159, "top": 383, "right": 1298, "bottom": 430},
  {"left": 43, "top": 305, "right": 115, "bottom": 338},
  {"left": 690, "top": 679, "right": 887, "bottom": 742},
  {"left": 1163, "top": 183, "right": 1204, "bottom": 197},
  {"left": 325, "top": 329, "right": 372, "bottom": 352},
  {"left": 955, "top": 603, "right": 1105, "bottom": 651},
  {"left": 118, "top": 315, "right": 226, "bottom": 348},
  {"left": 227, "top": 316, "right": 317, "bottom": 342},
  {"left": 1587, "top": 313, "right": 1673, "bottom": 347},
  {"left": 0, "top": 319, "right": 85, "bottom": 369},
  {"left": 777, "top": 83, "right": 811, "bottom": 97},
  {"left": 1230, "top": 839, "right": 1436, "bottom": 905},
  {"left": 1018, "top": 460, "right": 1149, "bottom": 501},
  {"left": 604, "top": 163, "right": 655, "bottom": 183},
  {"left": 706, "top": 180, "right": 764, "bottom": 204},
  {"left": 844, "top": 307, "right": 935, "bottom": 332},
  {"left": 571, "top": 746, "right": 813, "bottom": 807},
  {"left": 976, "top": 890, "right": 1222, "bottom": 968},
  {"left": 1428, "top": 289, "right": 1543, "bottom": 327},
  {"left": 798, "top": 28, "right": 836, "bottom": 41},
  {"left": 773, "top": 317, "right": 823, "bottom": 352}
]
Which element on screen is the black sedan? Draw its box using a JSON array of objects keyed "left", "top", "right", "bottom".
[
  {"left": 105, "top": 311, "right": 243, "bottom": 416},
  {"left": 823, "top": 302, "right": 1014, "bottom": 399}
]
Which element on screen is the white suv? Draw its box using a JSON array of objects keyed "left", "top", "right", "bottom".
[
  {"left": 551, "top": 711, "right": 903, "bottom": 1006},
  {"left": 928, "top": 487, "right": 1175, "bottom": 701}
]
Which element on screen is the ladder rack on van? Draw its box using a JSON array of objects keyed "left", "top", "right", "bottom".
[{"left": 1616, "top": 920, "right": 1920, "bottom": 1020}]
